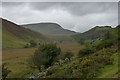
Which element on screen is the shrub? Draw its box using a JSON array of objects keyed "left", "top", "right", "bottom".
[
  {"left": 46, "top": 67, "right": 58, "bottom": 76},
  {"left": 31, "top": 43, "right": 61, "bottom": 70},
  {"left": 29, "top": 40, "right": 37, "bottom": 47},
  {"left": 32, "top": 51, "right": 48, "bottom": 71},
  {"left": 96, "top": 39, "right": 114, "bottom": 50},
  {"left": 24, "top": 43, "right": 30, "bottom": 48},
  {"left": 78, "top": 38, "right": 85, "bottom": 45},
  {"left": 79, "top": 48, "right": 93, "bottom": 57},
  {"left": 64, "top": 51, "right": 74, "bottom": 60},
  {"left": 2, "top": 63, "right": 11, "bottom": 79}
]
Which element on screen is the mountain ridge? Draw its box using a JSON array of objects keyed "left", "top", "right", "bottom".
[
  {"left": 72, "top": 26, "right": 112, "bottom": 43},
  {"left": 22, "top": 23, "right": 77, "bottom": 36}
]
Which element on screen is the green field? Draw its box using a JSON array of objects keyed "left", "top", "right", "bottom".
[
  {"left": 2, "top": 44, "right": 81, "bottom": 78},
  {"left": 3, "top": 48, "right": 38, "bottom": 78}
]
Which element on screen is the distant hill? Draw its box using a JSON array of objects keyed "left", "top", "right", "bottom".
[
  {"left": 22, "top": 23, "right": 77, "bottom": 35},
  {"left": 2, "top": 18, "right": 47, "bottom": 49},
  {"left": 72, "top": 26, "right": 112, "bottom": 43}
]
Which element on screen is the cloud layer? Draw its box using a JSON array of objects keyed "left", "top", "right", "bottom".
[{"left": 2, "top": 2, "right": 118, "bottom": 32}]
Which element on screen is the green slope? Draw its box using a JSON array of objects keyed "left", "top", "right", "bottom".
[
  {"left": 42, "top": 48, "right": 118, "bottom": 78},
  {"left": 2, "top": 29, "right": 26, "bottom": 49},
  {"left": 72, "top": 26, "right": 112, "bottom": 42},
  {"left": 22, "top": 23, "right": 77, "bottom": 36},
  {"left": 2, "top": 18, "right": 48, "bottom": 49},
  {"left": 95, "top": 53, "right": 118, "bottom": 78},
  {"left": 40, "top": 26, "right": 119, "bottom": 78}
]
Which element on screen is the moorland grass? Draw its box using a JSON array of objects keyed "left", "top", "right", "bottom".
[{"left": 95, "top": 53, "right": 118, "bottom": 78}]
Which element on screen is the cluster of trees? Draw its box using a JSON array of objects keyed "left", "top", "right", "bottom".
[
  {"left": 28, "top": 43, "right": 74, "bottom": 72},
  {"left": 78, "top": 40, "right": 94, "bottom": 57},
  {"left": 24, "top": 40, "right": 37, "bottom": 48},
  {"left": 29, "top": 44, "right": 58, "bottom": 71}
]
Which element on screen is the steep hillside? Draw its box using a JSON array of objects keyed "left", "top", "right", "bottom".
[
  {"left": 72, "top": 26, "right": 112, "bottom": 43},
  {"left": 2, "top": 18, "right": 47, "bottom": 49},
  {"left": 22, "top": 23, "right": 77, "bottom": 35},
  {"left": 40, "top": 26, "right": 119, "bottom": 78}
]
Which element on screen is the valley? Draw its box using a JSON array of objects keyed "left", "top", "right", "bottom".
[
  {"left": 2, "top": 18, "right": 119, "bottom": 79},
  {"left": 1, "top": 2, "right": 119, "bottom": 79}
]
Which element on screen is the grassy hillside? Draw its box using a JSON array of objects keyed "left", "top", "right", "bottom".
[
  {"left": 42, "top": 48, "right": 118, "bottom": 78},
  {"left": 38, "top": 25, "right": 119, "bottom": 78},
  {"left": 2, "top": 18, "right": 48, "bottom": 49},
  {"left": 22, "top": 23, "right": 77, "bottom": 36},
  {"left": 3, "top": 29, "right": 26, "bottom": 49},
  {"left": 95, "top": 53, "right": 118, "bottom": 78},
  {"left": 72, "top": 26, "right": 112, "bottom": 44}
]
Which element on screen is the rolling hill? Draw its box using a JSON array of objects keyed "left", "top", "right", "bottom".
[
  {"left": 2, "top": 18, "right": 48, "bottom": 49},
  {"left": 22, "top": 23, "right": 77, "bottom": 36},
  {"left": 72, "top": 26, "right": 112, "bottom": 43}
]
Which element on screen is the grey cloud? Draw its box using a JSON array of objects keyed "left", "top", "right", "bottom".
[
  {"left": 118, "top": 2, "right": 120, "bottom": 24},
  {"left": 64, "top": 2, "right": 118, "bottom": 16},
  {"left": 28, "top": 2, "right": 56, "bottom": 10},
  {"left": 1, "top": 2, "right": 118, "bottom": 32},
  {"left": 28, "top": 2, "right": 118, "bottom": 16},
  {"left": 2, "top": 2, "right": 26, "bottom": 8}
]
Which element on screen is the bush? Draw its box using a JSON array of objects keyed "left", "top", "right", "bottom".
[
  {"left": 46, "top": 67, "right": 58, "bottom": 76},
  {"left": 64, "top": 51, "right": 74, "bottom": 60},
  {"left": 96, "top": 39, "right": 114, "bottom": 50},
  {"left": 24, "top": 43, "right": 30, "bottom": 48},
  {"left": 31, "top": 43, "right": 61, "bottom": 70},
  {"left": 79, "top": 48, "right": 93, "bottom": 57},
  {"left": 32, "top": 51, "right": 48, "bottom": 71},
  {"left": 29, "top": 40, "right": 37, "bottom": 47},
  {"left": 2, "top": 63, "right": 11, "bottom": 79},
  {"left": 78, "top": 38, "right": 85, "bottom": 45},
  {"left": 54, "top": 52, "right": 65, "bottom": 61},
  {"left": 78, "top": 40, "right": 94, "bottom": 57}
]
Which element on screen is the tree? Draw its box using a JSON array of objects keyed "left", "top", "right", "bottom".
[
  {"left": 32, "top": 51, "right": 48, "bottom": 71},
  {"left": 24, "top": 43, "right": 30, "bottom": 48},
  {"left": 95, "top": 31, "right": 114, "bottom": 50},
  {"left": 31, "top": 43, "right": 61, "bottom": 70},
  {"left": 78, "top": 38, "right": 85, "bottom": 45},
  {"left": 78, "top": 40, "right": 94, "bottom": 57},
  {"left": 85, "top": 40, "right": 92, "bottom": 49},
  {"left": 2, "top": 63, "right": 11, "bottom": 79},
  {"left": 29, "top": 40, "right": 37, "bottom": 47}
]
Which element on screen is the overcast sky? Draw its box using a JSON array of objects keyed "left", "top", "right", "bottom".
[{"left": 1, "top": 2, "right": 118, "bottom": 32}]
